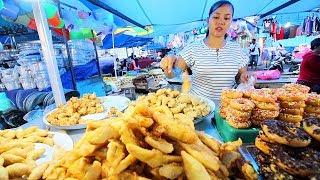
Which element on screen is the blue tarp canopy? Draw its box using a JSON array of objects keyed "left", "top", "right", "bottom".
[
  {"left": 102, "top": 33, "right": 152, "bottom": 49},
  {"left": 82, "top": 0, "right": 320, "bottom": 36}
]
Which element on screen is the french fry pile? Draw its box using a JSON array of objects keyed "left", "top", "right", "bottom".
[
  {"left": 40, "top": 103, "right": 257, "bottom": 180},
  {"left": 0, "top": 127, "right": 54, "bottom": 180}
]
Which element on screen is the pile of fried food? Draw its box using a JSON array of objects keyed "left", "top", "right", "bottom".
[
  {"left": 46, "top": 94, "right": 104, "bottom": 126},
  {"left": 254, "top": 119, "right": 320, "bottom": 179},
  {"left": 220, "top": 83, "right": 320, "bottom": 128},
  {"left": 135, "top": 89, "right": 211, "bottom": 122},
  {"left": 0, "top": 127, "right": 54, "bottom": 180},
  {"left": 38, "top": 103, "right": 257, "bottom": 180}
]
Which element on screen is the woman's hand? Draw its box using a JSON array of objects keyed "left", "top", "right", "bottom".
[{"left": 160, "top": 55, "right": 177, "bottom": 78}]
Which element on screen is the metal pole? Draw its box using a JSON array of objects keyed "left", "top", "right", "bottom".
[
  {"left": 112, "top": 31, "right": 117, "bottom": 78},
  {"left": 56, "top": 0, "right": 77, "bottom": 90},
  {"left": 92, "top": 29, "right": 102, "bottom": 77},
  {"left": 32, "top": 0, "right": 66, "bottom": 105}
]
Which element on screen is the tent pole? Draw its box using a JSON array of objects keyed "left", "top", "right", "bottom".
[
  {"left": 32, "top": 0, "right": 66, "bottom": 105},
  {"left": 126, "top": 47, "right": 129, "bottom": 57},
  {"left": 92, "top": 29, "right": 102, "bottom": 78},
  {"left": 112, "top": 31, "right": 117, "bottom": 79}
]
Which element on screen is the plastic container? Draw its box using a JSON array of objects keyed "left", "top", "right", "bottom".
[
  {"left": 1, "top": 68, "right": 19, "bottom": 79},
  {"left": 34, "top": 77, "right": 50, "bottom": 90},
  {"left": 1, "top": 78, "right": 21, "bottom": 91},
  {"left": 0, "top": 92, "right": 12, "bottom": 111},
  {"left": 19, "top": 77, "right": 36, "bottom": 90},
  {"left": 214, "top": 109, "right": 259, "bottom": 143}
]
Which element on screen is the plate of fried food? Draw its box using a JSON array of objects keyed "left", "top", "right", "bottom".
[
  {"left": 43, "top": 94, "right": 122, "bottom": 130},
  {"left": 37, "top": 103, "right": 257, "bottom": 180},
  {"left": 0, "top": 126, "right": 73, "bottom": 180},
  {"left": 135, "top": 89, "right": 214, "bottom": 124}
]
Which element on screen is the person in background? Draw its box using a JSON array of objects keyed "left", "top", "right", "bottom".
[
  {"left": 249, "top": 38, "right": 260, "bottom": 70},
  {"left": 160, "top": 0, "right": 249, "bottom": 101},
  {"left": 297, "top": 38, "right": 320, "bottom": 93}
]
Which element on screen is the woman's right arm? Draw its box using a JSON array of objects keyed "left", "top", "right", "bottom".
[{"left": 160, "top": 55, "right": 189, "bottom": 78}]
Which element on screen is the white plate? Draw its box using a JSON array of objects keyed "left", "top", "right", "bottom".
[
  {"left": 43, "top": 96, "right": 131, "bottom": 130},
  {"left": 35, "top": 132, "right": 73, "bottom": 165},
  {"left": 43, "top": 110, "right": 87, "bottom": 130},
  {"left": 193, "top": 96, "right": 216, "bottom": 124},
  {"left": 98, "top": 96, "right": 131, "bottom": 112}
]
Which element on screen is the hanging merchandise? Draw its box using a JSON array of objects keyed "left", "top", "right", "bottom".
[
  {"left": 56, "top": 19, "right": 65, "bottom": 29},
  {"left": 81, "top": 28, "right": 94, "bottom": 39},
  {"left": 43, "top": 1, "right": 58, "bottom": 19},
  {"left": 47, "top": 12, "right": 61, "bottom": 27},
  {"left": 14, "top": 14, "right": 31, "bottom": 25},
  {"left": 78, "top": 10, "right": 90, "bottom": 19},
  {"left": 27, "top": 18, "right": 37, "bottom": 30},
  {"left": 0, "top": 0, "right": 19, "bottom": 21},
  {"left": 70, "top": 31, "right": 83, "bottom": 40}
]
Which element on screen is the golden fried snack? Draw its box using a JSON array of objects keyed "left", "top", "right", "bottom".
[
  {"left": 86, "top": 125, "right": 119, "bottom": 145},
  {"left": 306, "top": 93, "right": 320, "bottom": 107},
  {"left": 280, "top": 108, "right": 304, "bottom": 115},
  {"left": 221, "top": 89, "right": 243, "bottom": 99},
  {"left": 181, "top": 71, "right": 191, "bottom": 93},
  {"left": 126, "top": 144, "right": 181, "bottom": 168},
  {"left": 253, "top": 101, "right": 279, "bottom": 111},
  {"left": 283, "top": 83, "right": 310, "bottom": 93},
  {"left": 111, "top": 154, "right": 136, "bottom": 175},
  {"left": 196, "top": 132, "right": 221, "bottom": 154},
  {"left": 229, "top": 98, "right": 255, "bottom": 112},
  {"left": 255, "top": 136, "right": 272, "bottom": 155},
  {"left": 277, "top": 91, "right": 308, "bottom": 102},
  {"left": 0, "top": 166, "right": 8, "bottom": 180},
  {"left": 280, "top": 100, "right": 306, "bottom": 109},
  {"left": 303, "top": 117, "right": 320, "bottom": 142},
  {"left": 262, "top": 120, "right": 311, "bottom": 147},
  {"left": 107, "top": 141, "right": 126, "bottom": 167},
  {"left": 145, "top": 136, "right": 174, "bottom": 154},
  {"left": 0, "top": 156, "right": 4, "bottom": 166},
  {"left": 278, "top": 113, "right": 303, "bottom": 123},
  {"left": 158, "top": 163, "right": 183, "bottom": 179},
  {"left": 152, "top": 111, "right": 197, "bottom": 143},
  {"left": 242, "top": 163, "right": 258, "bottom": 180},
  {"left": 6, "top": 163, "right": 30, "bottom": 178},
  {"left": 1, "top": 154, "right": 25, "bottom": 166},
  {"left": 181, "top": 151, "right": 211, "bottom": 180},
  {"left": 83, "top": 161, "right": 101, "bottom": 180},
  {"left": 28, "top": 163, "right": 49, "bottom": 180},
  {"left": 226, "top": 107, "right": 251, "bottom": 118},
  {"left": 251, "top": 90, "right": 277, "bottom": 103},
  {"left": 179, "top": 139, "right": 220, "bottom": 171}
]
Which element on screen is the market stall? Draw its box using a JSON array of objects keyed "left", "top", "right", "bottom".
[{"left": 1, "top": 0, "right": 320, "bottom": 179}]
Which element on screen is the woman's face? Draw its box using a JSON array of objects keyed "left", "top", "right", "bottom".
[{"left": 207, "top": 5, "right": 233, "bottom": 38}]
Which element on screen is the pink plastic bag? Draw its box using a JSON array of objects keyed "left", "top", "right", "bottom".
[{"left": 255, "top": 70, "right": 281, "bottom": 80}]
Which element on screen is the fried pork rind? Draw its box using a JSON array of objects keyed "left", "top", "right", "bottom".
[
  {"left": 126, "top": 144, "right": 181, "bottom": 168},
  {"left": 0, "top": 166, "right": 9, "bottom": 180},
  {"left": 153, "top": 111, "right": 197, "bottom": 143},
  {"left": 158, "top": 163, "right": 183, "bottom": 179},
  {"left": 179, "top": 139, "right": 220, "bottom": 171},
  {"left": 181, "top": 151, "right": 211, "bottom": 180},
  {"left": 39, "top": 101, "right": 256, "bottom": 180},
  {"left": 28, "top": 163, "right": 49, "bottom": 180},
  {"left": 197, "top": 131, "right": 221, "bottom": 154},
  {"left": 145, "top": 136, "right": 174, "bottom": 154}
]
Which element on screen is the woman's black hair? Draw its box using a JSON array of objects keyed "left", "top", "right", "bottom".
[
  {"left": 310, "top": 38, "right": 320, "bottom": 50},
  {"left": 205, "top": 0, "right": 234, "bottom": 37}
]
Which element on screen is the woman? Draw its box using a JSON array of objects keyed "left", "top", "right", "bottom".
[
  {"left": 160, "top": 0, "right": 249, "bottom": 101},
  {"left": 297, "top": 38, "right": 320, "bottom": 93}
]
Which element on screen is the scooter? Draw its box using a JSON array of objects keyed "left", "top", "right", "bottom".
[{"left": 268, "top": 56, "right": 285, "bottom": 72}]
